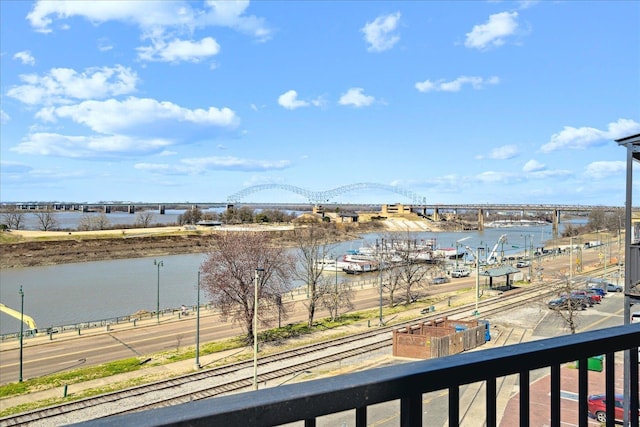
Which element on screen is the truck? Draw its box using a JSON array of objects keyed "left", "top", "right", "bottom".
[{"left": 451, "top": 267, "right": 471, "bottom": 278}]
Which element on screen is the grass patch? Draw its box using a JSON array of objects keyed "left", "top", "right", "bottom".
[{"left": 0, "top": 357, "right": 143, "bottom": 399}]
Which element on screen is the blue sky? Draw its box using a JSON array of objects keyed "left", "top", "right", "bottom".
[{"left": 1, "top": 1, "right": 639, "bottom": 205}]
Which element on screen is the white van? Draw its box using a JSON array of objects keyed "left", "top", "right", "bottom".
[{"left": 632, "top": 311, "right": 640, "bottom": 323}]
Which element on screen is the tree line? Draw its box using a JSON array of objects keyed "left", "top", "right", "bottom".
[{"left": 0, "top": 206, "right": 300, "bottom": 231}]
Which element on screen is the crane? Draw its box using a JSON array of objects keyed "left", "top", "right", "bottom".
[
  {"left": 486, "top": 234, "right": 508, "bottom": 265},
  {"left": 0, "top": 303, "right": 38, "bottom": 333}
]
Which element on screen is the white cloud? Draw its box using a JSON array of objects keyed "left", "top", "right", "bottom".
[
  {"left": 137, "top": 37, "right": 220, "bottom": 63},
  {"left": 7, "top": 65, "right": 138, "bottom": 106},
  {"left": 522, "top": 159, "right": 545, "bottom": 172},
  {"left": 540, "top": 118, "right": 640, "bottom": 153},
  {"left": 12, "top": 133, "right": 172, "bottom": 158},
  {"left": 416, "top": 76, "right": 500, "bottom": 92},
  {"left": 475, "top": 171, "right": 514, "bottom": 183},
  {"left": 278, "top": 90, "right": 309, "bottom": 110},
  {"left": 584, "top": 161, "right": 626, "bottom": 179},
  {"left": 361, "top": 12, "right": 401, "bottom": 52},
  {"left": 26, "top": 0, "right": 271, "bottom": 40},
  {"left": 181, "top": 156, "right": 291, "bottom": 172},
  {"left": 489, "top": 145, "right": 518, "bottom": 160},
  {"left": 338, "top": 88, "right": 375, "bottom": 108},
  {"left": 465, "top": 11, "right": 519, "bottom": 50},
  {"left": 0, "top": 161, "right": 32, "bottom": 173},
  {"left": 13, "top": 50, "right": 35, "bottom": 65},
  {"left": 1, "top": 109, "right": 9, "bottom": 124},
  {"left": 97, "top": 37, "right": 113, "bottom": 52},
  {"left": 198, "top": 0, "right": 272, "bottom": 41},
  {"left": 39, "top": 97, "right": 239, "bottom": 135},
  {"left": 136, "top": 155, "right": 291, "bottom": 175}
]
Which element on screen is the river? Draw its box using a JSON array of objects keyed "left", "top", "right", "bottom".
[{"left": 0, "top": 224, "right": 560, "bottom": 335}]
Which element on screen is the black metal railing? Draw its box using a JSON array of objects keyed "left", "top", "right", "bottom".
[{"left": 74, "top": 324, "right": 639, "bottom": 427}]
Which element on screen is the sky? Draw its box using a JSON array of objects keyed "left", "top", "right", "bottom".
[{"left": 1, "top": 1, "right": 639, "bottom": 206}]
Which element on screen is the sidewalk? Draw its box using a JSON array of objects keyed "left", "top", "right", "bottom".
[{"left": 499, "top": 354, "right": 628, "bottom": 426}]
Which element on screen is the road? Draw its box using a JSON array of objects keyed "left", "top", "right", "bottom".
[{"left": 0, "top": 245, "right": 613, "bottom": 385}]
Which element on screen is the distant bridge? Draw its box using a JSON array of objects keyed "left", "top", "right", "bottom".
[{"left": 226, "top": 183, "right": 426, "bottom": 204}]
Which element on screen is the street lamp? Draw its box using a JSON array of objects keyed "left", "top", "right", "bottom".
[
  {"left": 454, "top": 236, "right": 471, "bottom": 269},
  {"left": 474, "top": 247, "right": 480, "bottom": 316},
  {"left": 521, "top": 234, "right": 533, "bottom": 282},
  {"left": 154, "top": 259, "right": 163, "bottom": 324},
  {"left": 253, "top": 267, "right": 264, "bottom": 390},
  {"left": 195, "top": 271, "right": 201, "bottom": 370},
  {"left": 19, "top": 286, "right": 24, "bottom": 383}
]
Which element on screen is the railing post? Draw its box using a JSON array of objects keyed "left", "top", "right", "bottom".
[
  {"left": 605, "top": 352, "right": 615, "bottom": 427},
  {"left": 550, "top": 364, "right": 560, "bottom": 427},
  {"left": 578, "top": 359, "right": 588, "bottom": 427},
  {"left": 486, "top": 377, "right": 496, "bottom": 427},
  {"left": 355, "top": 406, "right": 367, "bottom": 427},
  {"left": 449, "top": 385, "right": 459, "bottom": 426},
  {"left": 519, "top": 370, "right": 529, "bottom": 427},
  {"left": 400, "top": 393, "right": 422, "bottom": 427}
]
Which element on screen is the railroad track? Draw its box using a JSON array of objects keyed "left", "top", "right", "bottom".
[{"left": 0, "top": 270, "right": 607, "bottom": 426}]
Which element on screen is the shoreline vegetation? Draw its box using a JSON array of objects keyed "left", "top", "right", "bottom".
[{"left": 0, "top": 217, "right": 472, "bottom": 269}]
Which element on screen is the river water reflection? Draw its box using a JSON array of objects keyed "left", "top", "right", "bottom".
[{"left": 0, "top": 225, "right": 557, "bottom": 335}]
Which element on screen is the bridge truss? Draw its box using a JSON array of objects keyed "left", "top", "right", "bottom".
[{"left": 226, "top": 183, "right": 426, "bottom": 205}]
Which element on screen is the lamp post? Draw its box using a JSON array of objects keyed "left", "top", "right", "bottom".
[
  {"left": 154, "top": 259, "right": 163, "bottom": 324},
  {"left": 474, "top": 247, "right": 480, "bottom": 316},
  {"left": 194, "top": 271, "right": 201, "bottom": 370},
  {"left": 569, "top": 236, "right": 575, "bottom": 280},
  {"left": 19, "top": 286, "right": 24, "bottom": 383},
  {"left": 521, "top": 234, "right": 533, "bottom": 282},
  {"left": 253, "top": 267, "right": 264, "bottom": 390},
  {"left": 454, "top": 236, "right": 471, "bottom": 269}
]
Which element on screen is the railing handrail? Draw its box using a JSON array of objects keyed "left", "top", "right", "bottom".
[{"left": 74, "top": 323, "right": 640, "bottom": 427}]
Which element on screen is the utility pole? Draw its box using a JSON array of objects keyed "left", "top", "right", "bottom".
[
  {"left": 253, "top": 267, "right": 264, "bottom": 390},
  {"left": 19, "top": 286, "right": 24, "bottom": 383},
  {"left": 194, "top": 271, "right": 201, "bottom": 370}
]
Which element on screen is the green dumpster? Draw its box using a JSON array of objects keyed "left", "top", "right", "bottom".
[{"left": 577, "top": 355, "right": 603, "bottom": 372}]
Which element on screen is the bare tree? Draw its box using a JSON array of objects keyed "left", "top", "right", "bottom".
[
  {"left": 547, "top": 276, "right": 587, "bottom": 334},
  {"left": 290, "top": 223, "right": 337, "bottom": 328},
  {"left": 135, "top": 211, "right": 155, "bottom": 228},
  {"left": 2, "top": 211, "right": 25, "bottom": 230},
  {"left": 78, "top": 213, "right": 111, "bottom": 231},
  {"left": 200, "top": 231, "right": 293, "bottom": 342},
  {"left": 319, "top": 279, "right": 354, "bottom": 321},
  {"left": 34, "top": 211, "right": 59, "bottom": 231},
  {"left": 388, "top": 234, "right": 434, "bottom": 304}
]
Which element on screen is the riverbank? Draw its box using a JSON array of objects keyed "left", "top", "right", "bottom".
[{"left": 0, "top": 217, "right": 465, "bottom": 269}]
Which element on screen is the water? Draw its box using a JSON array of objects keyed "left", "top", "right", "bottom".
[{"left": 0, "top": 224, "right": 561, "bottom": 335}]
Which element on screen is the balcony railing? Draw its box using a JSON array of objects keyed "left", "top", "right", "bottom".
[{"left": 75, "top": 324, "right": 639, "bottom": 427}]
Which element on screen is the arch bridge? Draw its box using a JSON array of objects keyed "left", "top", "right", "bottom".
[{"left": 226, "top": 183, "right": 426, "bottom": 205}]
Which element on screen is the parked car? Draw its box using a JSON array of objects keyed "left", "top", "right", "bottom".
[
  {"left": 587, "top": 393, "right": 630, "bottom": 423},
  {"left": 572, "top": 290, "right": 601, "bottom": 304},
  {"left": 516, "top": 260, "right": 530, "bottom": 268},
  {"left": 586, "top": 286, "right": 606, "bottom": 297},
  {"left": 605, "top": 283, "right": 622, "bottom": 292},
  {"left": 451, "top": 268, "right": 470, "bottom": 278},
  {"left": 548, "top": 296, "right": 587, "bottom": 311},
  {"left": 431, "top": 276, "right": 449, "bottom": 285},
  {"left": 566, "top": 292, "right": 596, "bottom": 306}
]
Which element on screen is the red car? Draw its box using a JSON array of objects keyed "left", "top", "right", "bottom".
[
  {"left": 571, "top": 290, "right": 601, "bottom": 304},
  {"left": 587, "top": 393, "right": 625, "bottom": 423}
]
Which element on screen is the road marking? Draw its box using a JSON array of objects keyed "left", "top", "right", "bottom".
[{"left": 560, "top": 390, "right": 579, "bottom": 401}]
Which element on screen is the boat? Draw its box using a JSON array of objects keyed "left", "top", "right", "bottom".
[
  {"left": 342, "top": 260, "right": 379, "bottom": 274},
  {"left": 315, "top": 258, "right": 352, "bottom": 272}
]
